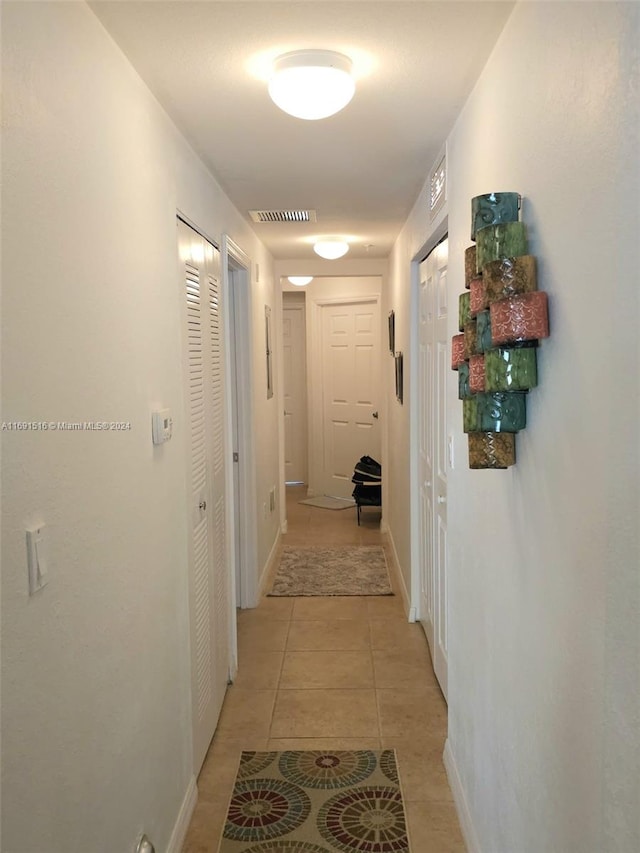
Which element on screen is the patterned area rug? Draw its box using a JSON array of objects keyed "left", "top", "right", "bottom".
[
  {"left": 269, "top": 546, "right": 393, "bottom": 597},
  {"left": 217, "top": 750, "right": 409, "bottom": 852}
]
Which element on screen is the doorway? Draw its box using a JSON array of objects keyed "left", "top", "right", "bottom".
[
  {"left": 308, "top": 295, "right": 382, "bottom": 500},
  {"left": 222, "top": 235, "right": 258, "bottom": 611},
  {"left": 411, "top": 233, "right": 449, "bottom": 700}
]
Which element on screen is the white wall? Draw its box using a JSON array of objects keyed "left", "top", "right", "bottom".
[
  {"left": 250, "top": 268, "right": 282, "bottom": 591},
  {"left": 387, "top": 2, "right": 639, "bottom": 851},
  {"left": 1, "top": 3, "right": 277, "bottom": 851},
  {"left": 275, "top": 258, "right": 388, "bottom": 281},
  {"left": 282, "top": 275, "right": 382, "bottom": 298}
]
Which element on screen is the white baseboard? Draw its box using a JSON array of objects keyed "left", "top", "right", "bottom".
[
  {"left": 166, "top": 775, "right": 198, "bottom": 853},
  {"left": 258, "top": 528, "right": 282, "bottom": 598},
  {"left": 443, "top": 739, "right": 481, "bottom": 853},
  {"left": 385, "top": 527, "right": 411, "bottom": 618}
]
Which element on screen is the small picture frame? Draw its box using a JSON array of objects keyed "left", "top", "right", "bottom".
[
  {"left": 388, "top": 310, "right": 395, "bottom": 354},
  {"left": 395, "top": 351, "right": 404, "bottom": 404}
]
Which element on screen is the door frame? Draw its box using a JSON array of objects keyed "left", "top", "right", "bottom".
[
  {"left": 409, "top": 217, "right": 449, "bottom": 620},
  {"left": 177, "top": 212, "right": 231, "bottom": 772},
  {"left": 307, "top": 293, "right": 381, "bottom": 498},
  {"left": 222, "top": 235, "right": 258, "bottom": 622}
]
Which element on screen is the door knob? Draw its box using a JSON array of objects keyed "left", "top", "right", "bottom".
[
  {"left": 372, "top": 411, "right": 379, "bottom": 419},
  {"left": 199, "top": 500, "right": 207, "bottom": 511}
]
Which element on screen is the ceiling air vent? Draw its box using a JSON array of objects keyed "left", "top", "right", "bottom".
[{"left": 249, "top": 209, "right": 317, "bottom": 224}]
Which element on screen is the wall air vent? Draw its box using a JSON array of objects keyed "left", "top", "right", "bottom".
[{"left": 249, "top": 209, "right": 317, "bottom": 223}]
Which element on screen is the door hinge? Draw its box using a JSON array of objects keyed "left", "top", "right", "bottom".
[{"left": 233, "top": 451, "right": 239, "bottom": 462}]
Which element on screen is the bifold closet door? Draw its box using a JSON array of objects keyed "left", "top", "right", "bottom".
[{"left": 178, "top": 219, "right": 230, "bottom": 774}]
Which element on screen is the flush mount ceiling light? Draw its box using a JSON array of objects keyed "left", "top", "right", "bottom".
[
  {"left": 313, "top": 240, "right": 350, "bottom": 259},
  {"left": 268, "top": 50, "right": 356, "bottom": 120},
  {"left": 287, "top": 276, "right": 313, "bottom": 286}
]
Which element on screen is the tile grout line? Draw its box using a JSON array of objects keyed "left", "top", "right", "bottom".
[
  {"left": 268, "top": 604, "right": 294, "bottom": 740},
  {"left": 367, "top": 609, "right": 384, "bottom": 749}
]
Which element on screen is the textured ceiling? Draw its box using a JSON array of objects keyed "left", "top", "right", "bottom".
[{"left": 91, "top": 1, "right": 515, "bottom": 260}]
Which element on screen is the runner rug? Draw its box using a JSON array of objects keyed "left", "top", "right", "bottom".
[
  {"left": 298, "top": 497, "right": 355, "bottom": 511},
  {"left": 217, "top": 749, "right": 410, "bottom": 852},
  {"left": 268, "top": 546, "right": 393, "bottom": 597}
]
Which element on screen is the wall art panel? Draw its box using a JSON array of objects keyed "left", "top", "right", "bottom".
[{"left": 452, "top": 193, "right": 550, "bottom": 468}]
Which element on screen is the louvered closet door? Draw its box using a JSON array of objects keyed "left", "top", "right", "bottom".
[
  {"left": 206, "top": 243, "right": 229, "bottom": 734},
  {"left": 178, "top": 219, "right": 229, "bottom": 775}
]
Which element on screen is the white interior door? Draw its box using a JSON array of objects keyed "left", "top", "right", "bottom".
[
  {"left": 178, "top": 218, "right": 230, "bottom": 774},
  {"left": 418, "top": 239, "right": 449, "bottom": 699},
  {"left": 283, "top": 295, "right": 307, "bottom": 484},
  {"left": 320, "top": 299, "right": 381, "bottom": 500}
]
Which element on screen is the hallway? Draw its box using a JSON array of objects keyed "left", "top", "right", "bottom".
[
  {"left": 4, "top": 4, "right": 638, "bottom": 850},
  {"left": 183, "top": 486, "right": 465, "bottom": 851}
]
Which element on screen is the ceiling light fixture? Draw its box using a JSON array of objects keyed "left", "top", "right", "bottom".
[
  {"left": 268, "top": 50, "right": 356, "bottom": 120},
  {"left": 287, "top": 276, "right": 313, "bottom": 286},
  {"left": 313, "top": 240, "right": 349, "bottom": 260}
]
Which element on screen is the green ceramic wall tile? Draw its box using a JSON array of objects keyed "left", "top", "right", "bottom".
[
  {"left": 463, "top": 397, "right": 480, "bottom": 433},
  {"left": 459, "top": 292, "right": 471, "bottom": 332},
  {"left": 476, "top": 222, "right": 528, "bottom": 272},
  {"left": 476, "top": 311, "right": 493, "bottom": 353},
  {"left": 476, "top": 392, "right": 527, "bottom": 432},
  {"left": 465, "top": 246, "right": 477, "bottom": 288},
  {"left": 471, "top": 192, "right": 521, "bottom": 240},
  {"left": 485, "top": 347, "right": 537, "bottom": 391},
  {"left": 458, "top": 362, "right": 472, "bottom": 400}
]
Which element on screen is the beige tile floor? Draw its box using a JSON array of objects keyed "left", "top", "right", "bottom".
[{"left": 182, "top": 486, "right": 465, "bottom": 852}]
